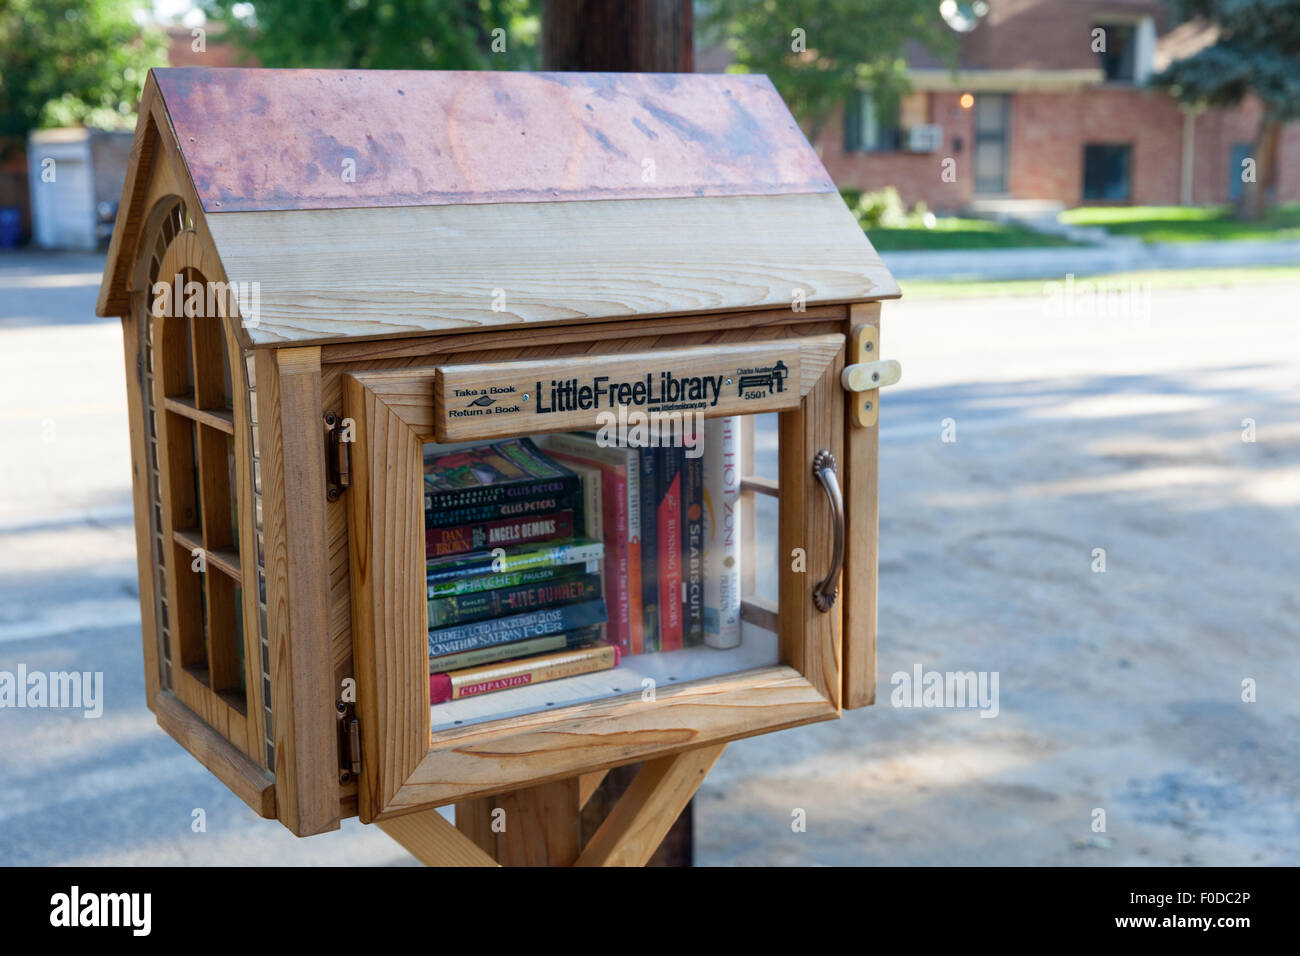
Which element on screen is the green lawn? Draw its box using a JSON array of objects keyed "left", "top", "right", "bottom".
[
  {"left": 897, "top": 265, "right": 1300, "bottom": 300},
  {"left": 1061, "top": 204, "right": 1300, "bottom": 243},
  {"left": 867, "top": 216, "right": 1079, "bottom": 251}
]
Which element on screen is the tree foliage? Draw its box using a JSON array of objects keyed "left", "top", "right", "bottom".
[
  {"left": 1154, "top": 0, "right": 1300, "bottom": 119},
  {"left": 1154, "top": 0, "right": 1300, "bottom": 218},
  {"left": 0, "top": 0, "right": 166, "bottom": 139},
  {"left": 199, "top": 0, "right": 540, "bottom": 70},
  {"left": 697, "top": 0, "right": 956, "bottom": 140}
]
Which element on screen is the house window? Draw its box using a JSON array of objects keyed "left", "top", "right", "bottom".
[
  {"left": 844, "top": 90, "right": 902, "bottom": 153},
  {"left": 1082, "top": 144, "right": 1132, "bottom": 201},
  {"left": 1094, "top": 22, "right": 1136, "bottom": 82}
]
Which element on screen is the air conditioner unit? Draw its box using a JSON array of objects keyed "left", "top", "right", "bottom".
[{"left": 907, "top": 124, "right": 944, "bottom": 153}]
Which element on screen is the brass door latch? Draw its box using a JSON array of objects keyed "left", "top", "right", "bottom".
[{"left": 843, "top": 324, "right": 901, "bottom": 427}]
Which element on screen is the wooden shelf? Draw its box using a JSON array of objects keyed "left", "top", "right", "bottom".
[
  {"left": 164, "top": 394, "right": 235, "bottom": 434},
  {"left": 172, "top": 529, "right": 241, "bottom": 579}
]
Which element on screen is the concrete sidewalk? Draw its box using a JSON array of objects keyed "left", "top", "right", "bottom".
[{"left": 882, "top": 236, "right": 1300, "bottom": 281}]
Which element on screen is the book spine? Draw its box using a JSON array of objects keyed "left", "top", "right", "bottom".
[
  {"left": 682, "top": 448, "right": 705, "bottom": 647},
  {"left": 427, "top": 599, "right": 607, "bottom": 657},
  {"left": 427, "top": 562, "right": 585, "bottom": 599},
  {"left": 424, "top": 492, "right": 578, "bottom": 529},
  {"left": 547, "top": 449, "right": 632, "bottom": 656},
  {"left": 425, "top": 511, "right": 574, "bottom": 558},
  {"left": 424, "top": 473, "right": 582, "bottom": 516},
  {"left": 428, "top": 573, "right": 602, "bottom": 628},
  {"left": 657, "top": 445, "right": 684, "bottom": 652},
  {"left": 624, "top": 447, "right": 644, "bottom": 656},
  {"left": 428, "top": 631, "right": 580, "bottom": 673},
  {"left": 704, "top": 417, "right": 742, "bottom": 648},
  {"left": 431, "top": 643, "right": 620, "bottom": 704},
  {"left": 425, "top": 539, "right": 603, "bottom": 585},
  {"left": 638, "top": 448, "right": 660, "bottom": 652}
]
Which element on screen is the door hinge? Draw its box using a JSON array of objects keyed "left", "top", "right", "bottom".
[
  {"left": 336, "top": 699, "right": 361, "bottom": 783},
  {"left": 324, "top": 411, "right": 351, "bottom": 502}
]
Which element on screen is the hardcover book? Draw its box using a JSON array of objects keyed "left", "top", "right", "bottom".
[
  {"left": 703, "top": 417, "right": 742, "bottom": 648},
  {"left": 657, "top": 446, "right": 684, "bottom": 652},
  {"left": 544, "top": 435, "right": 637, "bottom": 655},
  {"left": 638, "top": 448, "right": 660, "bottom": 653},
  {"left": 682, "top": 449, "right": 705, "bottom": 647}
]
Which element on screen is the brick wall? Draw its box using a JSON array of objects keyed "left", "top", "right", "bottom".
[
  {"left": 815, "top": 88, "right": 1300, "bottom": 210},
  {"left": 818, "top": 92, "right": 975, "bottom": 214}
]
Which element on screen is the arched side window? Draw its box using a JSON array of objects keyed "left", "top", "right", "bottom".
[{"left": 133, "top": 196, "right": 270, "bottom": 769}]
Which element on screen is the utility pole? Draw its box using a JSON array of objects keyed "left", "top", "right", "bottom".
[{"left": 541, "top": 0, "right": 696, "bottom": 865}]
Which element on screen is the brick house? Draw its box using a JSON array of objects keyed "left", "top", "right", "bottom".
[{"left": 811, "top": 0, "right": 1300, "bottom": 213}]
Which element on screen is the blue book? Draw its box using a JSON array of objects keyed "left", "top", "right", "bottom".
[{"left": 427, "top": 598, "right": 608, "bottom": 658}]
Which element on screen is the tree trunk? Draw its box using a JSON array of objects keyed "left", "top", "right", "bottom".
[
  {"left": 541, "top": 0, "right": 692, "bottom": 72},
  {"left": 1236, "top": 114, "right": 1281, "bottom": 222}
]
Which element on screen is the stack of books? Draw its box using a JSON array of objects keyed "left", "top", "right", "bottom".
[
  {"left": 424, "top": 439, "right": 616, "bottom": 704},
  {"left": 537, "top": 421, "right": 742, "bottom": 656},
  {"left": 422, "top": 424, "right": 746, "bottom": 707}
]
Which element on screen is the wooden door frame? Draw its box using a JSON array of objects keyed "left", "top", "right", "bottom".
[{"left": 344, "top": 332, "right": 847, "bottom": 822}]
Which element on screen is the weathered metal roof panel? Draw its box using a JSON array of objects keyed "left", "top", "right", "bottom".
[{"left": 152, "top": 68, "right": 835, "bottom": 213}]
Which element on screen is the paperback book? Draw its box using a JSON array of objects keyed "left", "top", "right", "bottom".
[
  {"left": 425, "top": 538, "right": 604, "bottom": 589},
  {"left": 430, "top": 642, "right": 620, "bottom": 704},
  {"left": 426, "top": 510, "right": 576, "bottom": 557},
  {"left": 427, "top": 572, "right": 601, "bottom": 629},
  {"left": 428, "top": 627, "right": 600, "bottom": 675},
  {"left": 423, "top": 438, "right": 582, "bottom": 521},
  {"left": 427, "top": 598, "right": 608, "bottom": 657}
]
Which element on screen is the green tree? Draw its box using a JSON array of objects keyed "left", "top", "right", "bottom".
[
  {"left": 1153, "top": 0, "right": 1300, "bottom": 221},
  {"left": 0, "top": 0, "right": 166, "bottom": 144},
  {"left": 200, "top": 0, "right": 540, "bottom": 71},
  {"left": 697, "top": 0, "right": 956, "bottom": 142}
]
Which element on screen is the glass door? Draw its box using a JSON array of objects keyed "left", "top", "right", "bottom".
[{"left": 344, "top": 332, "right": 847, "bottom": 819}]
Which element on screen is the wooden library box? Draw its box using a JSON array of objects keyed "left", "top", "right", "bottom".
[{"left": 97, "top": 67, "right": 901, "bottom": 861}]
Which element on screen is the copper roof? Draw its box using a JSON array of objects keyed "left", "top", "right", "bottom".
[{"left": 153, "top": 68, "right": 835, "bottom": 213}]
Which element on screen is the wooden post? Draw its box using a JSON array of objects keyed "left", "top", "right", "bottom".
[
  {"left": 541, "top": 0, "right": 698, "bottom": 866},
  {"left": 541, "top": 0, "right": 692, "bottom": 72}
]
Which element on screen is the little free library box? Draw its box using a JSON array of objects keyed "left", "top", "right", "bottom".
[{"left": 98, "top": 67, "right": 902, "bottom": 865}]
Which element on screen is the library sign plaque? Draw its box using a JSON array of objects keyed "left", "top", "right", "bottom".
[{"left": 433, "top": 341, "right": 805, "bottom": 441}]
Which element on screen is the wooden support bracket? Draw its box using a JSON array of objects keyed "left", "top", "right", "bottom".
[
  {"left": 377, "top": 745, "right": 725, "bottom": 867},
  {"left": 377, "top": 808, "right": 500, "bottom": 867}
]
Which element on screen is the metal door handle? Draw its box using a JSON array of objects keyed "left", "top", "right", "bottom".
[{"left": 811, "top": 450, "right": 844, "bottom": 613}]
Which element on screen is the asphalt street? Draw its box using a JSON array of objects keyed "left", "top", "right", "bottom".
[{"left": 2, "top": 249, "right": 1297, "bottom": 864}]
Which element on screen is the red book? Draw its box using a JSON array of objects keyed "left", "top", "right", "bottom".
[
  {"left": 426, "top": 511, "right": 575, "bottom": 558},
  {"left": 657, "top": 449, "right": 683, "bottom": 651},
  {"left": 430, "top": 643, "right": 620, "bottom": 704},
  {"left": 547, "top": 447, "right": 632, "bottom": 655}
]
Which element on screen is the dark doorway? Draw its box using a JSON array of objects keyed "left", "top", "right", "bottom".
[{"left": 974, "top": 94, "right": 1010, "bottom": 195}]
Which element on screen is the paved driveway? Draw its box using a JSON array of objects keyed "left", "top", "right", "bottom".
[{"left": 2, "top": 250, "right": 1296, "bottom": 864}]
